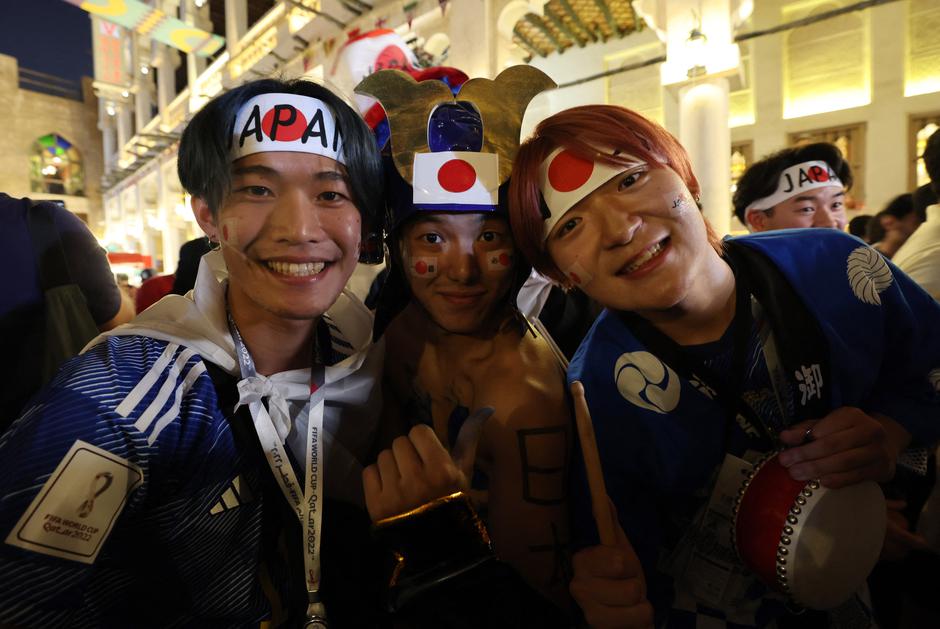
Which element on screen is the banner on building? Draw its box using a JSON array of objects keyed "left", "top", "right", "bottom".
[
  {"left": 93, "top": 17, "right": 125, "bottom": 85},
  {"left": 64, "top": 0, "right": 225, "bottom": 57}
]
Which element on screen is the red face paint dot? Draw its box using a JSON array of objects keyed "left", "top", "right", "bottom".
[
  {"left": 548, "top": 150, "right": 595, "bottom": 193},
  {"left": 498, "top": 252, "right": 510, "bottom": 266},
  {"left": 437, "top": 159, "right": 477, "bottom": 193},
  {"left": 415, "top": 260, "right": 428, "bottom": 274},
  {"left": 808, "top": 165, "right": 829, "bottom": 182},
  {"left": 261, "top": 106, "right": 308, "bottom": 141},
  {"left": 569, "top": 272, "right": 581, "bottom": 285}
]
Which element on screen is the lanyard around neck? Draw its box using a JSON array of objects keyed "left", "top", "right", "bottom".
[{"left": 226, "top": 308, "right": 329, "bottom": 626}]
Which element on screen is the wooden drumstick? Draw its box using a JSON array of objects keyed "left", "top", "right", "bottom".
[{"left": 571, "top": 380, "right": 617, "bottom": 547}]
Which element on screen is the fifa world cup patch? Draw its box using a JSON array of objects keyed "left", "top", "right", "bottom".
[{"left": 5, "top": 440, "right": 143, "bottom": 564}]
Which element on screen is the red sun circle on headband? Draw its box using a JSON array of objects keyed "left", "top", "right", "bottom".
[
  {"left": 548, "top": 150, "right": 595, "bottom": 192},
  {"left": 261, "top": 106, "right": 308, "bottom": 142},
  {"left": 438, "top": 159, "right": 477, "bottom": 193},
  {"left": 807, "top": 165, "right": 830, "bottom": 182}
]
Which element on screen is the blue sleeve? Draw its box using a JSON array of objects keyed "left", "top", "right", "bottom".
[
  {"left": 864, "top": 261, "right": 940, "bottom": 445},
  {"left": 52, "top": 203, "right": 122, "bottom": 325},
  {"left": 567, "top": 338, "right": 664, "bottom": 582},
  {"left": 0, "top": 337, "right": 206, "bottom": 624}
]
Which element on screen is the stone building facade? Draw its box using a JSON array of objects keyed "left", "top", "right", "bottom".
[{"left": 0, "top": 52, "right": 103, "bottom": 231}]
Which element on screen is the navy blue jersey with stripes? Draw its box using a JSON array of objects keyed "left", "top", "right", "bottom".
[{"left": 0, "top": 335, "right": 284, "bottom": 627}]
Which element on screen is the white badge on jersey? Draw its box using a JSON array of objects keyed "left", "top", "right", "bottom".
[{"left": 5, "top": 440, "right": 143, "bottom": 564}]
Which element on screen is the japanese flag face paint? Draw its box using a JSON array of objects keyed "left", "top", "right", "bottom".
[
  {"left": 538, "top": 147, "right": 644, "bottom": 242},
  {"left": 565, "top": 261, "right": 593, "bottom": 287},
  {"left": 231, "top": 93, "right": 345, "bottom": 164},
  {"left": 486, "top": 249, "right": 513, "bottom": 272},
  {"left": 408, "top": 256, "right": 439, "bottom": 278},
  {"left": 220, "top": 217, "right": 241, "bottom": 249}
]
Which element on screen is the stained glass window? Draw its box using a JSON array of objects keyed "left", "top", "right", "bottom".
[{"left": 29, "top": 133, "right": 84, "bottom": 196}]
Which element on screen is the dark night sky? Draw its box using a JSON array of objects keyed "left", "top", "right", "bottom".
[{"left": 0, "top": 0, "right": 94, "bottom": 85}]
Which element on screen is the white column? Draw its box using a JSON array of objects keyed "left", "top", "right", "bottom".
[
  {"left": 679, "top": 77, "right": 731, "bottom": 236},
  {"left": 225, "top": 0, "right": 248, "bottom": 56},
  {"left": 116, "top": 103, "right": 133, "bottom": 160},
  {"left": 135, "top": 74, "right": 154, "bottom": 131},
  {"left": 155, "top": 44, "right": 177, "bottom": 114},
  {"left": 181, "top": 0, "right": 208, "bottom": 88},
  {"left": 100, "top": 111, "right": 117, "bottom": 173}
]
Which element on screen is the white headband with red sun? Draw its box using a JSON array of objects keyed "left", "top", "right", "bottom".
[
  {"left": 744, "top": 160, "right": 843, "bottom": 216},
  {"left": 538, "top": 147, "right": 640, "bottom": 241},
  {"left": 231, "top": 93, "right": 345, "bottom": 164}
]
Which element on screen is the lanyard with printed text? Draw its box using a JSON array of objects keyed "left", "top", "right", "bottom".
[{"left": 227, "top": 310, "right": 329, "bottom": 628}]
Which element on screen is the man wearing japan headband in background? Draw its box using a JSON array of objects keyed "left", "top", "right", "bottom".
[
  {"left": 735, "top": 142, "right": 936, "bottom": 622},
  {"left": 0, "top": 79, "right": 391, "bottom": 626},
  {"left": 732, "top": 143, "right": 851, "bottom": 233},
  {"left": 508, "top": 105, "right": 940, "bottom": 628}
]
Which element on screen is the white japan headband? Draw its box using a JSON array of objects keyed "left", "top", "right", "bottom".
[
  {"left": 538, "top": 147, "right": 640, "bottom": 241},
  {"left": 744, "top": 160, "right": 842, "bottom": 215},
  {"left": 231, "top": 93, "right": 346, "bottom": 164}
]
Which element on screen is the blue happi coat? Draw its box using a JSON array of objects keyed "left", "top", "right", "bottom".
[{"left": 568, "top": 229, "right": 940, "bottom": 628}]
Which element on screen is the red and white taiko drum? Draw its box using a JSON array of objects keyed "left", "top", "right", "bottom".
[{"left": 732, "top": 451, "right": 886, "bottom": 610}]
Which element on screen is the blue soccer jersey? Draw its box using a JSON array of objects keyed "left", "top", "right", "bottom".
[{"left": 0, "top": 336, "right": 277, "bottom": 627}]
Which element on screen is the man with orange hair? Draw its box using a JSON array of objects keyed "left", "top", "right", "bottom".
[{"left": 508, "top": 104, "right": 940, "bottom": 629}]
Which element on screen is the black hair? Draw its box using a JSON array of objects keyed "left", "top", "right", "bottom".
[
  {"left": 732, "top": 142, "right": 854, "bottom": 224},
  {"left": 912, "top": 183, "right": 937, "bottom": 223},
  {"left": 848, "top": 214, "right": 873, "bottom": 240},
  {"left": 177, "top": 78, "right": 382, "bottom": 232},
  {"left": 866, "top": 213, "right": 886, "bottom": 244},
  {"left": 879, "top": 193, "right": 914, "bottom": 220},
  {"left": 923, "top": 129, "right": 940, "bottom": 197}
]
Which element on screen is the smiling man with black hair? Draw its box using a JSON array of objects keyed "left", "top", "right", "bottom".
[
  {"left": 733, "top": 143, "right": 852, "bottom": 233},
  {"left": 0, "top": 78, "right": 389, "bottom": 627}
]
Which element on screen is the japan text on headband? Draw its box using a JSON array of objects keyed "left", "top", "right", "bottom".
[
  {"left": 744, "top": 160, "right": 843, "bottom": 215},
  {"left": 538, "top": 147, "right": 642, "bottom": 242},
  {"left": 231, "top": 93, "right": 346, "bottom": 165}
]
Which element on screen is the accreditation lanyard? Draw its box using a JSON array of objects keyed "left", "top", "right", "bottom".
[{"left": 227, "top": 311, "right": 329, "bottom": 627}]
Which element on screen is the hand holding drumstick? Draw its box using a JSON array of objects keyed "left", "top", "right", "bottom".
[{"left": 569, "top": 382, "right": 654, "bottom": 629}]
